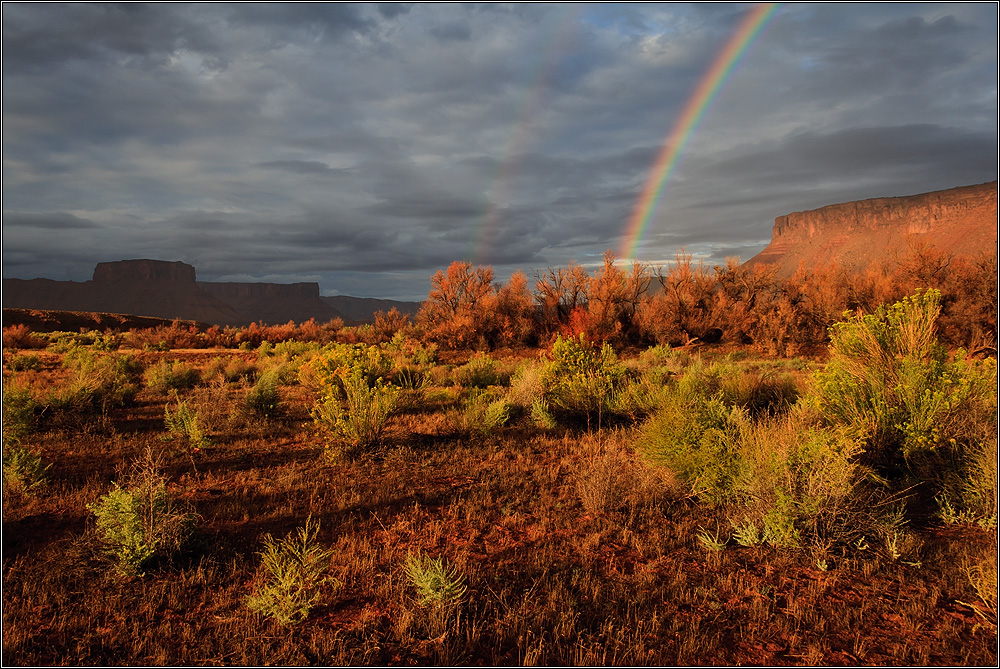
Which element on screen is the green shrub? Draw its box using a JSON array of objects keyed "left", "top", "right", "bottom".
[
  {"left": 2, "top": 378, "right": 39, "bottom": 447},
  {"left": 144, "top": 359, "right": 200, "bottom": 393},
  {"left": 530, "top": 398, "right": 557, "bottom": 430},
  {"left": 244, "top": 371, "right": 282, "bottom": 420},
  {"left": 312, "top": 370, "right": 400, "bottom": 457},
  {"left": 676, "top": 358, "right": 798, "bottom": 419},
  {"left": 87, "top": 452, "right": 196, "bottom": 575},
  {"left": 730, "top": 408, "right": 869, "bottom": 547},
  {"left": 935, "top": 438, "right": 998, "bottom": 529},
  {"left": 164, "top": 392, "right": 210, "bottom": 450},
  {"left": 453, "top": 352, "right": 506, "bottom": 388},
  {"left": 810, "top": 289, "right": 995, "bottom": 466},
  {"left": 403, "top": 552, "right": 466, "bottom": 607},
  {"left": 2, "top": 445, "right": 50, "bottom": 494},
  {"left": 638, "top": 390, "right": 748, "bottom": 504},
  {"left": 246, "top": 516, "right": 338, "bottom": 626},
  {"left": 542, "top": 334, "right": 627, "bottom": 426},
  {"left": 4, "top": 352, "right": 42, "bottom": 372},
  {"left": 303, "top": 343, "right": 395, "bottom": 393},
  {"left": 56, "top": 350, "right": 143, "bottom": 416},
  {"left": 459, "top": 389, "right": 511, "bottom": 434},
  {"left": 201, "top": 356, "right": 257, "bottom": 384}
]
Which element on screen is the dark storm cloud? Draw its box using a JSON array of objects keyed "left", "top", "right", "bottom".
[
  {"left": 257, "top": 160, "right": 344, "bottom": 175},
  {"left": 3, "top": 3, "right": 996, "bottom": 300},
  {"left": 3, "top": 212, "right": 100, "bottom": 230}
]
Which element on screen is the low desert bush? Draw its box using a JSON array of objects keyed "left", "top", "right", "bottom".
[
  {"left": 4, "top": 352, "right": 43, "bottom": 372},
  {"left": 87, "top": 451, "right": 197, "bottom": 575},
  {"left": 2, "top": 444, "right": 51, "bottom": 495},
  {"left": 810, "top": 289, "right": 995, "bottom": 467},
  {"left": 201, "top": 356, "right": 256, "bottom": 384},
  {"left": 457, "top": 388, "right": 511, "bottom": 434},
  {"left": 935, "top": 437, "right": 998, "bottom": 529},
  {"left": 2, "top": 377, "right": 39, "bottom": 447},
  {"left": 144, "top": 359, "right": 201, "bottom": 394},
  {"left": 729, "top": 406, "right": 872, "bottom": 548},
  {"left": 246, "top": 516, "right": 338, "bottom": 626},
  {"left": 453, "top": 352, "right": 506, "bottom": 388},
  {"left": 243, "top": 371, "right": 282, "bottom": 420},
  {"left": 55, "top": 349, "right": 143, "bottom": 416},
  {"left": 542, "top": 333, "right": 627, "bottom": 427},
  {"left": 403, "top": 552, "right": 467, "bottom": 608},
  {"left": 638, "top": 390, "right": 748, "bottom": 504},
  {"left": 2, "top": 324, "right": 47, "bottom": 350},
  {"left": 676, "top": 358, "right": 798, "bottom": 419},
  {"left": 164, "top": 391, "right": 210, "bottom": 450},
  {"left": 312, "top": 370, "right": 401, "bottom": 457}
]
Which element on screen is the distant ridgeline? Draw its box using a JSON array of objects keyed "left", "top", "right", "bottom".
[
  {"left": 2, "top": 259, "right": 421, "bottom": 327},
  {"left": 746, "top": 181, "right": 998, "bottom": 276}
]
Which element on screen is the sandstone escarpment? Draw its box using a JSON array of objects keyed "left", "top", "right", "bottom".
[
  {"left": 199, "top": 281, "right": 342, "bottom": 325},
  {"left": 747, "top": 182, "right": 998, "bottom": 275},
  {"left": 3, "top": 259, "right": 347, "bottom": 326}
]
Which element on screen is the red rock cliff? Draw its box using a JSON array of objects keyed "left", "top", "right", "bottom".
[{"left": 746, "top": 182, "right": 998, "bottom": 275}]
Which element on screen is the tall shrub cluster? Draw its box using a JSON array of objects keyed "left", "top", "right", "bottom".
[
  {"left": 416, "top": 245, "right": 996, "bottom": 352},
  {"left": 639, "top": 290, "right": 998, "bottom": 550},
  {"left": 304, "top": 343, "right": 402, "bottom": 457}
]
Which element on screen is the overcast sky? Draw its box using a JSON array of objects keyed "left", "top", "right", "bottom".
[{"left": 3, "top": 3, "right": 997, "bottom": 300}]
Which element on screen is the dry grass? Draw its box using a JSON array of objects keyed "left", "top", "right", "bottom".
[{"left": 2, "top": 343, "right": 997, "bottom": 666}]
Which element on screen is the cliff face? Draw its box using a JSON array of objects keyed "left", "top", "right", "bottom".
[
  {"left": 199, "top": 281, "right": 342, "bottom": 325},
  {"left": 747, "top": 182, "right": 998, "bottom": 275},
  {"left": 4, "top": 260, "right": 248, "bottom": 325},
  {"left": 3, "top": 259, "right": 346, "bottom": 327},
  {"left": 94, "top": 259, "right": 197, "bottom": 284}
]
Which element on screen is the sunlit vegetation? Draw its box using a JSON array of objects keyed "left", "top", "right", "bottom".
[{"left": 2, "top": 247, "right": 996, "bottom": 665}]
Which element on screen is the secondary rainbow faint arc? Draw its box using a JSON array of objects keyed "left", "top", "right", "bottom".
[
  {"left": 620, "top": 2, "right": 780, "bottom": 262},
  {"left": 472, "top": 4, "right": 580, "bottom": 265}
]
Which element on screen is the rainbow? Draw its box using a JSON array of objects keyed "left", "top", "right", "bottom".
[
  {"left": 472, "top": 5, "right": 580, "bottom": 265},
  {"left": 620, "top": 2, "right": 779, "bottom": 262}
]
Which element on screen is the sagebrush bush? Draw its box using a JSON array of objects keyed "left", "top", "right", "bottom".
[
  {"left": 56, "top": 349, "right": 143, "bottom": 416},
  {"left": 638, "top": 389, "right": 747, "bottom": 504},
  {"left": 87, "top": 452, "right": 196, "bottom": 575},
  {"left": 810, "top": 289, "right": 994, "bottom": 466},
  {"left": 935, "top": 437, "right": 998, "bottom": 529},
  {"left": 453, "top": 352, "right": 507, "bottom": 388},
  {"left": 201, "top": 356, "right": 256, "bottom": 384},
  {"left": 301, "top": 342, "right": 395, "bottom": 395},
  {"left": 2, "top": 377, "right": 39, "bottom": 447},
  {"left": 144, "top": 359, "right": 201, "bottom": 393},
  {"left": 458, "top": 389, "right": 511, "bottom": 434},
  {"left": 4, "top": 352, "right": 42, "bottom": 372},
  {"left": 312, "top": 370, "right": 400, "bottom": 457},
  {"left": 2, "top": 444, "right": 51, "bottom": 495},
  {"left": 542, "top": 334, "right": 627, "bottom": 426},
  {"left": 676, "top": 358, "right": 798, "bottom": 419},
  {"left": 246, "top": 516, "right": 338, "bottom": 625},
  {"left": 403, "top": 552, "right": 466, "bottom": 607},
  {"left": 729, "top": 406, "right": 871, "bottom": 548},
  {"left": 243, "top": 371, "right": 282, "bottom": 420}
]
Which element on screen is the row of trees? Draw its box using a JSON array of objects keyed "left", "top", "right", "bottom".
[{"left": 415, "top": 244, "right": 997, "bottom": 354}]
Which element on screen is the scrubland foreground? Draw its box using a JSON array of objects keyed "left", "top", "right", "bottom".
[{"left": 3, "top": 288, "right": 997, "bottom": 666}]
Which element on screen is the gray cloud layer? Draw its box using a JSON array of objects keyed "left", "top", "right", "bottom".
[{"left": 3, "top": 3, "right": 996, "bottom": 298}]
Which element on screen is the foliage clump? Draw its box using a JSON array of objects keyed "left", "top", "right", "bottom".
[
  {"left": 541, "top": 333, "right": 627, "bottom": 427},
  {"left": 811, "top": 289, "right": 995, "bottom": 465},
  {"left": 246, "top": 516, "right": 338, "bottom": 626},
  {"left": 87, "top": 451, "right": 197, "bottom": 575},
  {"left": 403, "top": 552, "right": 467, "bottom": 608},
  {"left": 305, "top": 343, "right": 401, "bottom": 456}
]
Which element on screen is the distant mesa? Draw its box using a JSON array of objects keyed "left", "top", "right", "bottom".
[
  {"left": 3, "top": 258, "right": 421, "bottom": 327},
  {"left": 746, "top": 181, "right": 998, "bottom": 276}
]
